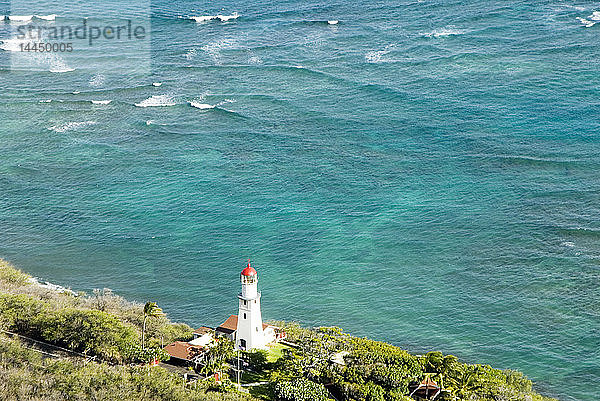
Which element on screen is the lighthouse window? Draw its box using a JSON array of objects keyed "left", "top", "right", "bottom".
[
  {"left": 244, "top": 313, "right": 246, "bottom": 319},
  {"left": 256, "top": 327, "right": 258, "bottom": 332},
  {"left": 254, "top": 300, "right": 256, "bottom": 304},
  {"left": 244, "top": 300, "right": 247, "bottom": 306}
]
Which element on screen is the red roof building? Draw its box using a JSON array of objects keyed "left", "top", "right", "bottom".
[
  {"left": 164, "top": 341, "right": 205, "bottom": 362},
  {"left": 241, "top": 261, "right": 257, "bottom": 277}
]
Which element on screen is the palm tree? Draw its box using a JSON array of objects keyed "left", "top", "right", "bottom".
[
  {"left": 142, "top": 301, "right": 164, "bottom": 349},
  {"left": 446, "top": 366, "right": 483, "bottom": 400}
]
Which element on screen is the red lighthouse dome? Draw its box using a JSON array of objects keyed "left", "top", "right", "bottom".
[{"left": 241, "top": 261, "right": 257, "bottom": 277}]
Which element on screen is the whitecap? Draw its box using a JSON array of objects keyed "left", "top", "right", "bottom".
[
  {"left": 49, "top": 121, "right": 96, "bottom": 133},
  {"left": 217, "top": 13, "right": 239, "bottom": 21},
  {"left": 49, "top": 66, "right": 75, "bottom": 73},
  {"left": 91, "top": 100, "right": 112, "bottom": 105},
  {"left": 562, "top": 241, "right": 575, "bottom": 248},
  {"left": 588, "top": 11, "right": 600, "bottom": 21},
  {"left": 0, "top": 38, "right": 27, "bottom": 52},
  {"left": 39, "top": 99, "right": 52, "bottom": 103},
  {"left": 8, "top": 15, "right": 33, "bottom": 22},
  {"left": 201, "top": 38, "right": 238, "bottom": 64},
  {"left": 576, "top": 17, "right": 596, "bottom": 27},
  {"left": 328, "top": 20, "right": 339, "bottom": 25},
  {"left": 135, "top": 95, "right": 176, "bottom": 107},
  {"left": 72, "top": 91, "right": 81, "bottom": 94},
  {"left": 189, "top": 12, "right": 239, "bottom": 22},
  {"left": 189, "top": 98, "right": 234, "bottom": 110},
  {"left": 35, "top": 14, "right": 57, "bottom": 21},
  {"left": 190, "top": 101, "right": 215, "bottom": 109},
  {"left": 152, "top": 82, "right": 162, "bottom": 87},
  {"left": 365, "top": 50, "right": 389, "bottom": 63},
  {"left": 423, "top": 28, "right": 465, "bottom": 38},
  {"left": 190, "top": 15, "right": 216, "bottom": 22}
]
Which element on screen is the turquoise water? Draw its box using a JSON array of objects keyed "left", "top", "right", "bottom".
[{"left": 1, "top": 1, "right": 599, "bottom": 399}]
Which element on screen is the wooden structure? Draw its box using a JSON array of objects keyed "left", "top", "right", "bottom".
[{"left": 409, "top": 376, "right": 442, "bottom": 400}]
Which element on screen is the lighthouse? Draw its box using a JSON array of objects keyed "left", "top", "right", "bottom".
[{"left": 235, "top": 261, "right": 265, "bottom": 350}]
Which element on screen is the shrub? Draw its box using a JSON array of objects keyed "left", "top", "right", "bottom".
[
  {"left": 0, "top": 293, "right": 47, "bottom": 334},
  {"left": 344, "top": 381, "right": 386, "bottom": 401},
  {"left": 36, "top": 308, "right": 138, "bottom": 362},
  {"left": 273, "top": 378, "right": 331, "bottom": 401},
  {"left": 0, "top": 335, "right": 261, "bottom": 401},
  {"left": 122, "top": 343, "right": 170, "bottom": 364},
  {"left": 0, "top": 259, "right": 31, "bottom": 286}
]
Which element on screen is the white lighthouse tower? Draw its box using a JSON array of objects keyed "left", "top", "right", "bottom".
[{"left": 235, "top": 261, "right": 265, "bottom": 350}]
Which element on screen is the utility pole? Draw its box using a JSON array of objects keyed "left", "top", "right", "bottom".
[{"left": 237, "top": 349, "right": 241, "bottom": 390}]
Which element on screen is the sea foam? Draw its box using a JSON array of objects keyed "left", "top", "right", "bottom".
[
  {"left": 91, "top": 100, "right": 112, "bottom": 105},
  {"left": 189, "top": 101, "right": 215, "bottom": 109},
  {"left": 0, "top": 38, "right": 27, "bottom": 52},
  {"left": 135, "top": 95, "right": 176, "bottom": 107},
  {"left": 49, "top": 121, "right": 96, "bottom": 133},
  {"left": 7, "top": 15, "right": 33, "bottom": 22},
  {"left": 189, "top": 13, "right": 239, "bottom": 22},
  {"left": 576, "top": 17, "right": 596, "bottom": 27},
  {"left": 49, "top": 61, "right": 75, "bottom": 73},
  {"left": 35, "top": 14, "right": 57, "bottom": 21},
  {"left": 588, "top": 11, "right": 600, "bottom": 21},
  {"left": 423, "top": 28, "right": 465, "bottom": 38}
]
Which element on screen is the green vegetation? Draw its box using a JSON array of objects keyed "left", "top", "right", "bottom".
[
  {"left": 0, "top": 285, "right": 173, "bottom": 363},
  {"left": 0, "top": 258, "right": 259, "bottom": 401},
  {"left": 0, "top": 259, "right": 558, "bottom": 401},
  {"left": 143, "top": 301, "right": 165, "bottom": 349},
  {"left": 0, "top": 335, "right": 256, "bottom": 401},
  {"left": 0, "top": 258, "right": 31, "bottom": 285},
  {"left": 273, "top": 378, "right": 330, "bottom": 401},
  {"left": 260, "top": 323, "right": 558, "bottom": 401}
]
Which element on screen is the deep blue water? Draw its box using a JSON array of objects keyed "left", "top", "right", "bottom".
[{"left": 1, "top": 1, "right": 599, "bottom": 400}]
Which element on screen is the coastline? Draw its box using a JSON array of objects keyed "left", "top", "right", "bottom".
[{"left": 0, "top": 258, "right": 558, "bottom": 401}]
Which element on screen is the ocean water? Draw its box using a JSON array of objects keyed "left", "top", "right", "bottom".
[{"left": 1, "top": 1, "right": 599, "bottom": 399}]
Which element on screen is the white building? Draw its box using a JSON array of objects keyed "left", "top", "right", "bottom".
[
  {"left": 164, "top": 261, "right": 286, "bottom": 366},
  {"left": 235, "top": 261, "right": 266, "bottom": 350},
  {"left": 212, "top": 262, "right": 286, "bottom": 350}
]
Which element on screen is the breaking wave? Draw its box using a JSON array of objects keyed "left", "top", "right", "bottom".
[
  {"left": 576, "top": 17, "right": 596, "bottom": 27},
  {"left": 135, "top": 95, "right": 176, "bottom": 107},
  {"left": 423, "top": 28, "right": 466, "bottom": 38},
  {"left": 575, "top": 11, "right": 600, "bottom": 27},
  {"left": 589, "top": 11, "right": 600, "bottom": 20},
  {"left": 91, "top": 100, "right": 112, "bottom": 105},
  {"left": 189, "top": 101, "right": 215, "bottom": 109},
  {"left": 187, "top": 13, "right": 239, "bottom": 22},
  {"left": 189, "top": 98, "right": 235, "bottom": 110},
  {"left": 49, "top": 121, "right": 96, "bottom": 133},
  {"left": 7, "top": 15, "right": 33, "bottom": 22},
  {"left": 0, "top": 38, "right": 27, "bottom": 52},
  {"left": 49, "top": 65, "right": 75, "bottom": 73},
  {"left": 35, "top": 14, "right": 57, "bottom": 21}
]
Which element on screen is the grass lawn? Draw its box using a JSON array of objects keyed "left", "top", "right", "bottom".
[
  {"left": 240, "top": 343, "right": 291, "bottom": 399},
  {"left": 265, "top": 343, "right": 289, "bottom": 363}
]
